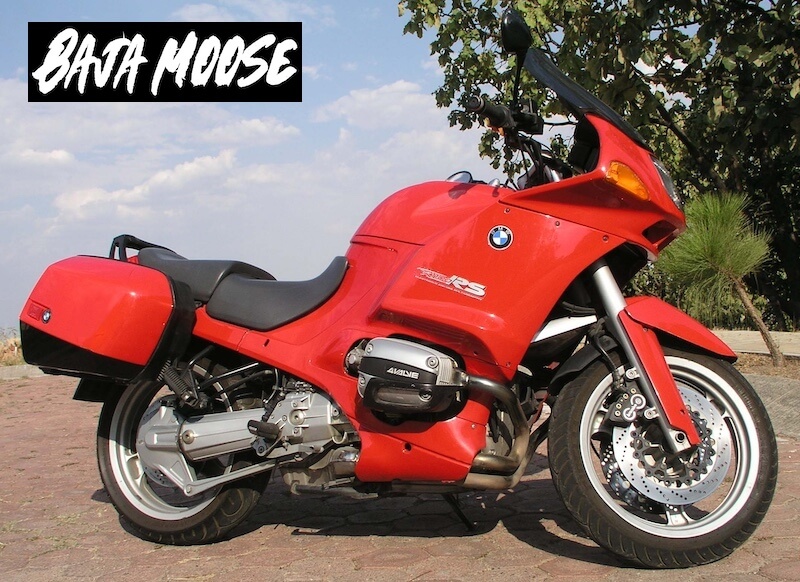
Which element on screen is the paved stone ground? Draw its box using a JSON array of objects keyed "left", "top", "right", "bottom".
[{"left": 0, "top": 375, "right": 798, "bottom": 582}]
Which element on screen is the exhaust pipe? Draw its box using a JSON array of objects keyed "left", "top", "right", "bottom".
[{"left": 464, "top": 375, "right": 530, "bottom": 477}]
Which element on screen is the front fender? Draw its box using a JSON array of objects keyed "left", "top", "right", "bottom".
[
  {"left": 624, "top": 296, "right": 736, "bottom": 360},
  {"left": 549, "top": 296, "right": 735, "bottom": 395}
]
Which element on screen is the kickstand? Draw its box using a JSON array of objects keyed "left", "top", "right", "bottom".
[{"left": 443, "top": 493, "right": 476, "bottom": 531}]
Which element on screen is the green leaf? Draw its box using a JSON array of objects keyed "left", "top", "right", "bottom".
[
  {"left": 791, "top": 79, "right": 800, "bottom": 99},
  {"left": 721, "top": 56, "right": 737, "bottom": 72}
]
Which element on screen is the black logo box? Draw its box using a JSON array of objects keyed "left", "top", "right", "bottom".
[{"left": 28, "top": 22, "right": 302, "bottom": 102}]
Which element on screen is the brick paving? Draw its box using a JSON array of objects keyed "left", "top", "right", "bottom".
[{"left": 1, "top": 374, "right": 798, "bottom": 581}]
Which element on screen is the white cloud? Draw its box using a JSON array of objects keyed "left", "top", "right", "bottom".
[
  {"left": 0, "top": 79, "right": 299, "bottom": 188},
  {"left": 312, "top": 80, "right": 439, "bottom": 130},
  {"left": 52, "top": 187, "right": 120, "bottom": 220},
  {"left": 2, "top": 82, "right": 218, "bottom": 158},
  {"left": 200, "top": 117, "right": 300, "bottom": 145},
  {"left": 224, "top": 164, "right": 283, "bottom": 190},
  {"left": 18, "top": 149, "right": 74, "bottom": 164},
  {"left": 303, "top": 65, "right": 322, "bottom": 80},
  {"left": 171, "top": 3, "right": 235, "bottom": 22},
  {"left": 53, "top": 150, "right": 236, "bottom": 219},
  {"left": 173, "top": 1, "right": 336, "bottom": 26},
  {"left": 149, "top": 149, "right": 237, "bottom": 188}
]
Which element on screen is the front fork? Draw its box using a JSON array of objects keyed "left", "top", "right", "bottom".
[{"left": 590, "top": 260, "right": 700, "bottom": 452}]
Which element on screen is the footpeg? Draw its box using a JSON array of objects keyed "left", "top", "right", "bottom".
[{"left": 247, "top": 419, "right": 281, "bottom": 439}]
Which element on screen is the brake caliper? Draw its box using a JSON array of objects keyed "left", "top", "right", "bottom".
[{"left": 603, "top": 368, "right": 649, "bottom": 426}]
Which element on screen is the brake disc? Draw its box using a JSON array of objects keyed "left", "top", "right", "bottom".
[{"left": 609, "top": 385, "right": 733, "bottom": 505}]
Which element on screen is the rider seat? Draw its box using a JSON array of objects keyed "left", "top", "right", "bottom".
[
  {"left": 138, "top": 247, "right": 349, "bottom": 332},
  {"left": 206, "top": 257, "right": 349, "bottom": 331},
  {"left": 137, "top": 247, "right": 275, "bottom": 303}
]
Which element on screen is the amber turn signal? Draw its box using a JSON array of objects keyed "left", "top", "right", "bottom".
[{"left": 605, "top": 161, "right": 650, "bottom": 201}]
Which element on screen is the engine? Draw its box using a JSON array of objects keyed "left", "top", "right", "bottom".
[
  {"left": 349, "top": 338, "right": 467, "bottom": 414},
  {"left": 247, "top": 380, "right": 356, "bottom": 461}
]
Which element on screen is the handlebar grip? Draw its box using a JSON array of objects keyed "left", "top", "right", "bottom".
[{"left": 466, "top": 95, "right": 514, "bottom": 129}]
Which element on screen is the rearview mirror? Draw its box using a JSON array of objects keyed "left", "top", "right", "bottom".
[
  {"left": 446, "top": 170, "right": 474, "bottom": 183},
  {"left": 500, "top": 9, "right": 533, "bottom": 55}
]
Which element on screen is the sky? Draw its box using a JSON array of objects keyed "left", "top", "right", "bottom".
[{"left": 1, "top": 0, "right": 500, "bottom": 331}]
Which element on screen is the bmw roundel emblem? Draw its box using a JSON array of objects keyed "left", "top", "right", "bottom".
[{"left": 488, "top": 225, "right": 513, "bottom": 250}]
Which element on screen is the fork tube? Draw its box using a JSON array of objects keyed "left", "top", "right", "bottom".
[{"left": 589, "top": 259, "right": 695, "bottom": 452}]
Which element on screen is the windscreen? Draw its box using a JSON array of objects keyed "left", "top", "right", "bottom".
[{"left": 523, "top": 48, "right": 650, "bottom": 151}]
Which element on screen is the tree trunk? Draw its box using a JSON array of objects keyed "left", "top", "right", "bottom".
[{"left": 732, "top": 277, "right": 785, "bottom": 367}]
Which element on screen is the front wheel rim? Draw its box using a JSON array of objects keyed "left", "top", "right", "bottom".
[{"left": 579, "top": 356, "right": 761, "bottom": 538}]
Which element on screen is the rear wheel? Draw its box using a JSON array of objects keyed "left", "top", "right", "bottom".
[
  {"left": 97, "top": 361, "right": 271, "bottom": 544},
  {"left": 548, "top": 348, "right": 777, "bottom": 567}
]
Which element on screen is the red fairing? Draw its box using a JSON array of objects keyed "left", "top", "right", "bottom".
[
  {"left": 353, "top": 180, "right": 626, "bottom": 377},
  {"left": 185, "top": 117, "right": 690, "bottom": 481},
  {"left": 503, "top": 114, "right": 686, "bottom": 259},
  {"left": 20, "top": 256, "right": 174, "bottom": 366}
]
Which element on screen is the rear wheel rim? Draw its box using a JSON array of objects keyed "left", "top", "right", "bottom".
[{"left": 107, "top": 382, "right": 228, "bottom": 521}]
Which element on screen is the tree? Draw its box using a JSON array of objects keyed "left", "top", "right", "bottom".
[
  {"left": 399, "top": 0, "right": 800, "bottom": 325},
  {"left": 657, "top": 194, "right": 785, "bottom": 366}
]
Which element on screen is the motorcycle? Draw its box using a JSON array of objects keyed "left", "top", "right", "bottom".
[{"left": 20, "top": 9, "right": 776, "bottom": 568}]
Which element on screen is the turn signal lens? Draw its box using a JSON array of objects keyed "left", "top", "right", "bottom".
[{"left": 605, "top": 161, "right": 650, "bottom": 201}]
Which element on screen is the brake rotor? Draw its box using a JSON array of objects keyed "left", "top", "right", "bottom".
[{"left": 609, "top": 384, "right": 733, "bottom": 505}]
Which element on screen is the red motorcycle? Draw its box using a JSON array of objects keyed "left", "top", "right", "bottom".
[{"left": 20, "top": 10, "right": 776, "bottom": 568}]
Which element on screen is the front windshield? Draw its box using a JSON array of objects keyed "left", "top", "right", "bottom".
[{"left": 523, "top": 48, "right": 649, "bottom": 151}]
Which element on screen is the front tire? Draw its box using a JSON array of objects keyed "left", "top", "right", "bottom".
[
  {"left": 548, "top": 348, "right": 777, "bottom": 568},
  {"left": 97, "top": 363, "right": 271, "bottom": 545}
]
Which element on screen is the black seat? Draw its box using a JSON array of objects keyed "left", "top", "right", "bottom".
[
  {"left": 138, "top": 247, "right": 275, "bottom": 303},
  {"left": 206, "top": 257, "right": 349, "bottom": 331}
]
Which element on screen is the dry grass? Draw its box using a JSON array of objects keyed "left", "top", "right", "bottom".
[
  {"left": 735, "top": 352, "right": 800, "bottom": 380},
  {"left": 0, "top": 330, "right": 24, "bottom": 366}
]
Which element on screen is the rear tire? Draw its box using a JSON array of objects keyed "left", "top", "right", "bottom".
[
  {"left": 548, "top": 348, "right": 777, "bottom": 567},
  {"left": 97, "top": 362, "right": 271, "bottom": 545}
]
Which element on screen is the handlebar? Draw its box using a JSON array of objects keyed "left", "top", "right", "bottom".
[
  {"left": 466, "top": 95, "right": 544, "bottom": 135},
  {"left": 466, "top": 95, "right": 515, "bottom": 129}
]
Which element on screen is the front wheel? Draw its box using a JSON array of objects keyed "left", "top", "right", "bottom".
[{"left": 548, "top": 348, "right": 777, "bottom": 568}]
